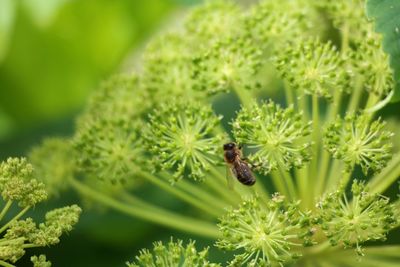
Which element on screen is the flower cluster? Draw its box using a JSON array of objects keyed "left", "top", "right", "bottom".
[
  {"left": 276, "top": 38, "right": 350, "bottom": 100},
  {"left": 126, "top": 238, "right": 219, "bottom": 267},
  {"left": 317, "top": 180, "right": 397, "bottom": 255},
  {"left": 245, "top": 0, "right": 316, "bottom": 50},
  {"left": 145, "top": 101, "right": 225, "bottom": 182},
  {"left": 192, "top": 36, "right": 263, "bottom": 95},
  {"left": 217, "top": 195, "right": 313, "bottom": 266},
  {"left": 73, "top": 74, "right": 146, "bottom": 184},
  {"left": 0, "top": 158, "right": 82, "bottom": 265},
  {"left": 0, "top": 157, "right": 47, "bottom": 207},
  {"left": 323, "top": 114, "right": 393, "bottom": 174},
  {"left": 233, "top": 100, "right": 312, "bottom": 174}
]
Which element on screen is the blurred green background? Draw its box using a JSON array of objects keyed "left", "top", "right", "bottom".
[
  {"left": 0, "top": 1, "right": 209, "bottom": 266},
  {"left": 1, "top": 1, "right": 399, "bottom": 266}
]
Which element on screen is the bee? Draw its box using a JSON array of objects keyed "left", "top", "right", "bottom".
[{"left": 223, "top": 142, "right": 256, "bottom": 187}]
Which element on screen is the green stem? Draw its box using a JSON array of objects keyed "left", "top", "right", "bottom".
[
  {"left": 311, "top": 95, "right": 320, "bottom": 200},
  {"left": 0, "top": 206, "right": 30, "bottom": 234},
  {"left": 278, "top": 164, "right": 297, "bottom": 200},
  {"left": 137, "top": 170, "right": 216, "bottom": 215},
  {"left": 295, "top": 167, "right": 309, "bottom": 209},
  {"left": 347, "top": 76, "right": 364, "bottom": 113},
  {"left": 368, "top": 153, "right": 400, "bottom": 195},
  {"left": 0, "top": 260, "right": 15, "bottom": 267},
  {"left": 316, "top": 90, "right": 342, "bottom": 197},
  {"left": 121, "top": 190, "right": 220, "bottom": 218},
  {"left": 208, "top": 166, "right": 240, "bottom": 205},
  {"left": 0, "top": 200, "right": 12, "bottom": 222},
  {"left": 325, "top": 159, "right": 342, "bottom": 190},
  {"left": 69, "top": 178, "right": 220, "bottom": 238},
  {"left": 284, "top": 81, "right": 295, "bottom": 107},
  {"left": 234, "top": 86, "right": 254, "bottom": 109},
  {"left": 172, "top": 176, "right": 228, "bottom": 211},
  {"left": 270, "top": 171, "right": 290, "bottom": 198}
]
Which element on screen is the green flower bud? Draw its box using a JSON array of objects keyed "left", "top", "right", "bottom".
[
  {"left": 145, "top": 101, "right": 225, "bottom": 182},
  {"left": 126, "top": 238, "right": 220, "bottom": 267},
  {"left": 31, "top": 255, "right": 51, "bottom": 267},
  {"left": 233, "top": 100, "right": 312, "bottom": 174},
  {"left": 217, "top": 195, "right": 313, "bottom": 266},
  {"left": 276, "top": 38, "right": 350, "bottom": 100},
  {"left": 0, "top": 158, "right": 47, "bottom": 207},
  {"left": 317, "top": 180, "right": 397, "bottom": 254},
  {"left": 323, "top": 114, "right": 393, "bottom": 174}
]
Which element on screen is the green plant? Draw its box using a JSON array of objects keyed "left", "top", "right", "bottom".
[
  {"left": 25, "top": 0, "right": 400, "bottom": 266},
  {"left": 0, "top": 158, "right": 81, "bottom": 267}
]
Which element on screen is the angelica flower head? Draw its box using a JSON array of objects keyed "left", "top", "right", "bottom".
[
  {"left": 192, "top": 36, "right": 263, "bottom": 95},
  {"left": 233, "top": 100, "right": 312, "bottom": 174},
  {"left": 217, "top": 195, "right": 313, "bottom": 266},
  {"left": 276, "top": 38, "right": 350, "bottom": 100},
  {"left": 73, "top": 74, "right": 147, "bottom": 184},
  {"left": 145, "top": 100, "right": 225, "bottom": 182},
  {"left": 323, "top": 114, "right": 393, "bottom": 174},
  {"left": 353, "top": 31, "right": 394, "bottom": 97},
  {"left": 245, "top": 0, "right": 315, "bottom": 50},
  {"left": 0, "top": 157, "right": 47, "bottom": 207},
  {"left": 126, "top": 238, "right": 220, "bottom": 267},
  {"left": 317, "top": 180, "right": 397, "bottom": 255},
  {"left": 184, "top": 0, "right": 243, "bottom": 45}
]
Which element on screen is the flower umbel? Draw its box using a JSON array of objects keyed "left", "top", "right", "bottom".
[
  {"left": 276, "top": 38, "right": 350, "bottom": 100},
  {"left": 317, "top": 180, "right": 397, "bottom": 255},
  {"left": 217, "top": 195, "right": 313, "bottom": 266},
  {"left": 145, "top": 101, "right": 224, "bottom": 182},
  {"left": 73, "top": 74, "right": 146, "bottom": 184},
  {"left": 323, "top": 114, "right": 393, "bottom": 174},
  {"left": 192, "top": 36, "right": 262, "bottom": 95},
  {"left": 233, "top": 100, "right": 312, "bottom": 174},
  {"left": 126, "top": 238, "right": 220, "bottom": 267}
]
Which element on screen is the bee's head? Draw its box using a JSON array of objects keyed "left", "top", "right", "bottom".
[{"left": 223, "top": 142, "right": 236, "bottom": 151}]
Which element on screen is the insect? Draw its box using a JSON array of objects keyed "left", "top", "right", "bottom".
[{"left": 223, "top": 142, "right": 256, "bottom": 187}]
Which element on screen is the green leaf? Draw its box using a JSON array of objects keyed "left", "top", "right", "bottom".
[{"left": 366, "top": 0, "right": 400, "bottom": 102}]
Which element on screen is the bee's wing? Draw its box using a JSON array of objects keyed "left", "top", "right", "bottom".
[{"left": 226, "top": 165, "right": 235, "bottom": 190}]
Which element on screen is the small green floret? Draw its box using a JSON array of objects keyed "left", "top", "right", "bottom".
[
  {"left": 192, "top": 36, "right": 262, "bottom": 95},
  {"left": 126, "top": 238, "right": 220, "bottom": 267},
  {"left": 217, "top": 195, "right": 313, "bottom": 266},
  {"left": 317, "top": 180, "right": 397, "bottom": 255},
  {"left": 323, "top": 114, "right": 393, "bottom": 174},
  {"left": 145, "top": 101, "right": 224, "bottom": 182},
  {"left": 233, "top": 100, "right": 312, "bottom": 174},
  {"left": 276, "top": 38, "right": 350, "bottom": 100}
]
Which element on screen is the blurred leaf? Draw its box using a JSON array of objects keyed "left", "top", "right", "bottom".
[
  {"left": 366, "top": 0, "right": 400, "bottom": 102},
  {"left": 0, "top": 0, "right": 16, "bottom": 62},
  {"left": 0, "top": 0, "right": 176, "bottom": 130},
  {"left": 22, "top": 0, "right": 72, "bottom": 28}
]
